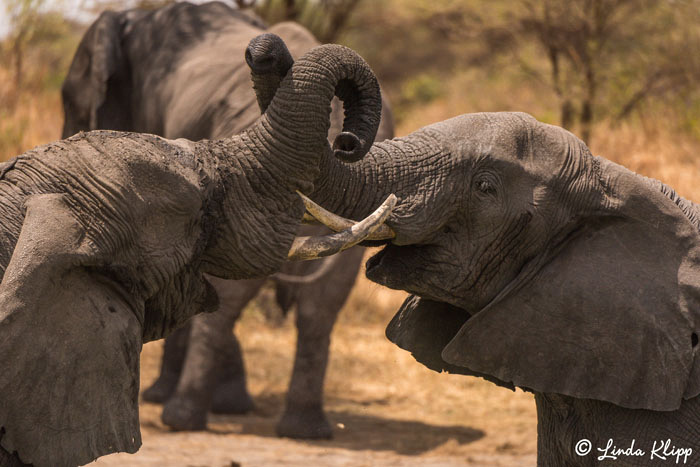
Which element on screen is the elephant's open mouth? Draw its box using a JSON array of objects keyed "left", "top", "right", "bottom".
[
  {"left": 359, "top": 238, "right": 393, "bottom": 248},
  {"left": 365, "top": 245, "right": 389, "bottom": 272},
  {"left": 365, "top": 244, "right": 401, "bottom": 287}
]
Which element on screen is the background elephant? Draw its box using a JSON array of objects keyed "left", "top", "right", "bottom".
[
  {"left": 0, "top": 34, "right": 387, "bottom": 467},
  {"left": 61, "top": 1, "right": 394, "bottom": 439},
  {"left": 241, "top": 37, "right": 700, "bottom": 464}
]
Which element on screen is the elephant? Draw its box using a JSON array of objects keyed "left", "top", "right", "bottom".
[
  {"left": 0, "top": 36, "right": 393, "bottom": 466},
  {"left": 60, "top": 1, "right": 394, "bottom": 439},
  {"left": 233, "top": 40, "right": 700, "bottom": 465}
]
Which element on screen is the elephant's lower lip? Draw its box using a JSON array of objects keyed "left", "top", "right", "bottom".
[
  {"left": 365, "top": 246, "right": 393, "bottom": 285},
  {"left": 358, "top": 238, "right": 393, "bottom": 248},
  {"left": 365, "top": 246, "right": 388, "bottom": 273}
]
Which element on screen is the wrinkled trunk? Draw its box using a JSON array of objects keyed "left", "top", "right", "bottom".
[
  {"left": 199, "top": 43, "right": 384, "bottom": 278},
  {"left": 310, "top": 129, "right": 456, "bottom": 246},
  {"left": 247, "top": 41, "right": 382, "bottom": 193}
]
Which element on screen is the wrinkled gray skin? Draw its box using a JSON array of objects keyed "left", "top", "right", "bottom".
[
  {"left": 302, "top": 97, "right": 700, "bottom": 462},
  {"left": 1, "top": 29, "right": 383, "bottom": 467},
  {"left": 61, "top": 2, "right": 393, "bottom": 440}
]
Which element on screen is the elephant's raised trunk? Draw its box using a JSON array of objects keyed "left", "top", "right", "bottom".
[
  {"left": 246, "top": 33, "right": 294, "bottom": 114},
  {"left": 199, "top": 37, "right": 387, "bottom": 278},
  {"left": 244, "top": 34, "right": 455, "bottom": 248},
  {"left": 310, "top": 129, "right": 456, "bottom": 246},
  {"left": 244, "top": 36, "right": 383, "bottom": 195}
]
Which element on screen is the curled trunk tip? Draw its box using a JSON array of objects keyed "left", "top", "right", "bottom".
[
  {"left": 256, "top": 38, "right": 382, "bottom": 168},
  {"left": 246, "top": 33, "right": 294, "bottom": 113}
]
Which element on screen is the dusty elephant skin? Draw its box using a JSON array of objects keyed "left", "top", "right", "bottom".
[
  {"left": 61, "top": 1, "right": 394, "bottom": 440},
  {"left": 0, "top": 34, "right": 384, "bottom": 467},
  {"left": 304, "top": 102, "right": 700, "bottom": 464}
]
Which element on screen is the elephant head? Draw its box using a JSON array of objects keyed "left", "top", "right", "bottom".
[
  {"left": 60, "top": 9, "right": 137, "bottom": 136},
  {"left": 60, "top": 3, "right": 372, "bottom": 143},
  {"left": 0, "top": 35, "right": 393, "bottom": 466},
  {"left": 301, "top": 106, "right": 700, "bottom": 412},
  {"left": 60, "top": 2, "right": 266, "bottom": 139}
]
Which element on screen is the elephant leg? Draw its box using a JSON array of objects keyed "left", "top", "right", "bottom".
[
  {"left": 141, "top": 322, "right": 191, "bottom": 403},
  {"left": 210, "top": 327, "right": 254, "bottom": 414},
  {"left": 534, "top": 393, "right": 594, "bottom": 467},
  {"left": 161, "top": 276, "right": 264, "bottom": 431},
  {"left": 276, "top": 249, "right": 363, "bottom": 439}
]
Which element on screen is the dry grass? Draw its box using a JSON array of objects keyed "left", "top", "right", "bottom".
[
  {"left": 327, "top": 269, "right": 538, "bottom": 458},
  {"left": 0, "top": 67, "right": 65, "bottom": 161},
  {"left": 591, "top": 120, "right": 700, "bottom": 202},
  {"left": 120, "top": 269, "right": 537, "bottom": 466}
]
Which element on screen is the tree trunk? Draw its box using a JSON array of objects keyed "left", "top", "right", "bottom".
[
  {"left": 284, "top": 0, "right": 299, "bottom": 21},
  {"left": 319, "top": 0, "right": 360, "bottom": 43},
  {"left": 12, "top": 34, "right": 24, "bottom": 90},
  {"left": 545, "top": 40, "right": 575, "bottom": 130},
  {"left": 560, "top": 100, "right": 574, "bottom": 130},
  {"left": 580, "top": 66, "right": 596, "bottom": 143}
]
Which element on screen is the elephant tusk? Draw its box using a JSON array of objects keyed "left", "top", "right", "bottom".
[
  {"left": 271, "top": 254, "right": 341, "bottom": 283},
  {"left": 297, "top": 191, "right": 396, "bottom": 240},
  {"left": 301, "top": 212, "right": 321, "bottom": 225},
  {"left": 288, "top": 194, "right": 397, "bottom": 261}
]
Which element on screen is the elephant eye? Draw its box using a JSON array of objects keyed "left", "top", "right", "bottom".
[{"left": 476, "top": 178, "right": 496, "bottom": 195}]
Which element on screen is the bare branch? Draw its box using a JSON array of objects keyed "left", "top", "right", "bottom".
[
  {"left": 318, "top": 0, "right": 361, "bottom": 43},
  {"left": 234, "top": 0, "right": 256, "bottom": 8}
]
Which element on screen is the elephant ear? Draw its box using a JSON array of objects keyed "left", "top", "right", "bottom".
[
  {"left": 0, "top": 195, "right": 143, "bottom": 466},
  {"left": 441, "top": 158, "right": 700, "bottom": 411},
  {"left": 386, "top": 295, "right": 515, "bottom": 389},
  {"left": 387, "top": 296, "right": 468, "bottom": 372},
  {"left": 61, "top": 10, "right": 131, "bottom": 137}
]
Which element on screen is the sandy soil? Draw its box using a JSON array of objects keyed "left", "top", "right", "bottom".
[{"left": 92, "top": 266, "right": 538, "bottom": 467}]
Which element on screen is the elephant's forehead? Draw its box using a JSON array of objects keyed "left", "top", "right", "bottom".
[
  {"left": 430, "top": 112, "right": 535, "bottom": 155},
  {"left": 431, "top": 112, "right": 579, "bottom": 173}
]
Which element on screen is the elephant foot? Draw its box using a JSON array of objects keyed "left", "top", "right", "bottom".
[
  {"left": 210, "top": 379, "right": 255, "bottom": 414},
  {"left": 276, "top": 406, "right": 333, "bottom": 439},
  {"left": 141, "top": 372, "right": 179, "bottom": 403},
  {"left": 161, "top": 396, "right": 208, "bottom": 431}
]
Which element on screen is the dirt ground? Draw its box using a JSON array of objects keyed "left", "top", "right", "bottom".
[{"left": 93, "top": 254, "right": 538, "bottom": 467}]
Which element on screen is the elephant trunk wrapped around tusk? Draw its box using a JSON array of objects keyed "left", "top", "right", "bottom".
[
  {"left": 288, "top": 193, "right": 397, "bottom": 261},
  {"left": 298, "top": 192, "right": 396, "bottom": 240}
]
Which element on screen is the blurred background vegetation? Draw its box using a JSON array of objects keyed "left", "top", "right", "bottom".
[{"left": 2, "top": 0, "right": 700, "bottom": 199}]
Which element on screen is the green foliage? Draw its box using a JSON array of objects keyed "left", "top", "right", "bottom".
[
  {"left": 2, "top": 0, "right": 700, "bottom": 147},
  {"left": 470, "top": 0, "right": 700, "bottom": 140},
  {"left": 677, "top": 95, "right": 700, "bottom": 141},
  {"left": 3, "top": 0, "right": 47, "bottom": 87},
  {"left": 1, "top": 3, "right": 81, "bottom": 94},
  {"left": 341, "top": 0, "right": 462, "bottom": 110},
  {"left": 0, "top": 114, "right": 28, "bottom": 156},
  {"left": 395, "top": 73, "right": 444, "bottom": 120},
  {"left": 401, "top": 74, "right": 443, "bottom": 104},
  {"left": 133, "top": 0, "right": 177, "bottom": 9},
  {"left": 252, "top": 0, "right": 361, "bottom": 43},
  {"left": 337, "top": 0, "right": 700, "bottom": 139},
  {"left": 4, "top": 0, "right": 45, "bottom": 33},
  {"left": 0, "top": 3, "right": 83, "bottom": 159}
]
